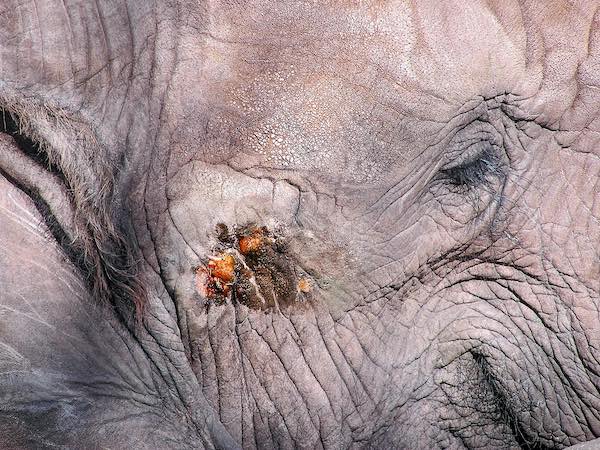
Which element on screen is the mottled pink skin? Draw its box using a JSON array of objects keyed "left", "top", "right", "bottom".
[{"left": 1, "top": 1, "right": 600, "bottom": 449}]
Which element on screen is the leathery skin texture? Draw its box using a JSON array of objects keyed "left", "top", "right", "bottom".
[{"left": 1, "top": 1, "right": 600, "bottom": 449}]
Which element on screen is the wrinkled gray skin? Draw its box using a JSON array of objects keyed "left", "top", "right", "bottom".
[{"left": 1, "top": 1, "right": 600, "bottom": 449}]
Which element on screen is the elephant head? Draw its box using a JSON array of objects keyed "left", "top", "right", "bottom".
[{"left": 1, "top": 1, "right": 600, "bottom": 448}]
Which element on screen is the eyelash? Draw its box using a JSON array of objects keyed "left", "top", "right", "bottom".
[{"left": 440, "top": 146, "right": 503, "bottom": 189}]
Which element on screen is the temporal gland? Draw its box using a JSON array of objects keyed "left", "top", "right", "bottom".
[{"left": 195, "top": 224, "right": 312, "bottom": 310}]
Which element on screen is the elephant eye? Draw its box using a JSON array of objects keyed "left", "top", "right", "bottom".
[
  {"left": 439, "top": 143, "right": 504, "bottom": 191},
  {"left": 429, "top": 137, "right": 508, "bottom": 219}
]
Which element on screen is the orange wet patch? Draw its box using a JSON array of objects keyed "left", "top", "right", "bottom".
[
  {"left": 238, "top": 227, "right": 268, "bottom": 254},
  {"left": 208, "top": 254, "right": 236, "bottom": 283},
  {"left": 195, "top": 253, "right": 236, "bottom": 300},
  {"left": 297, "top": 278, "right": 312, "bottom": 293}
]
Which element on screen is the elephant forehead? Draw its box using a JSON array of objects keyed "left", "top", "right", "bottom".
[
  {"left": 170, "top": 0, "right": 539, "bottom": 185},
  {"left": 207, "top": 62, "right": 430, "bottom": 185}
]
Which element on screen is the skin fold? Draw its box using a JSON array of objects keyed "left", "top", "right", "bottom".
[{"left": 1, "top": 0, "right": 600, "bottom": 448}]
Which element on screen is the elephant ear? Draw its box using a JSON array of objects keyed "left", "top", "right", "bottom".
[
  {"left": 0, "top": 0, "right": 166, "bottom": 319},
  {"left": 0, "top": 3, "right": 237, "bottom": 447},
  {"left": 0, "top": 99, "right": 144, "bottom": 322},
  {"left": 0, "top": 138, "right": 151, "bottom": 447},
  {"left": 0, "top": 135, "right": 236, "bottom": 448}
]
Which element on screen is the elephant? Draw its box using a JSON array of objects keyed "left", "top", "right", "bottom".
[{"left": 1, "top": 0, "right": 600, "bottom": 448}]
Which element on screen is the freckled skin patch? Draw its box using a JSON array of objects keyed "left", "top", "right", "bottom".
[{"left": 215, "top": 222, "right": 234, "bottom": 244}]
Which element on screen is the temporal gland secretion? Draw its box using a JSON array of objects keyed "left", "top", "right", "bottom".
[{"left": 195, "top": 224, "right": 312, "bottom": 310}]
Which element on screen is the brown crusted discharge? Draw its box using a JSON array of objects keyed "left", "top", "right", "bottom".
[
  {"left": 195, "top": 224, "right": 312, "bottom": 310},
  {"left": 238, "top": 227, "right": 267, "bottom": 254}
]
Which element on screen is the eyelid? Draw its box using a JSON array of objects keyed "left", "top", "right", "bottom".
[{"left": 442, "top": 141, "right": 494, "bottom": 171}]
